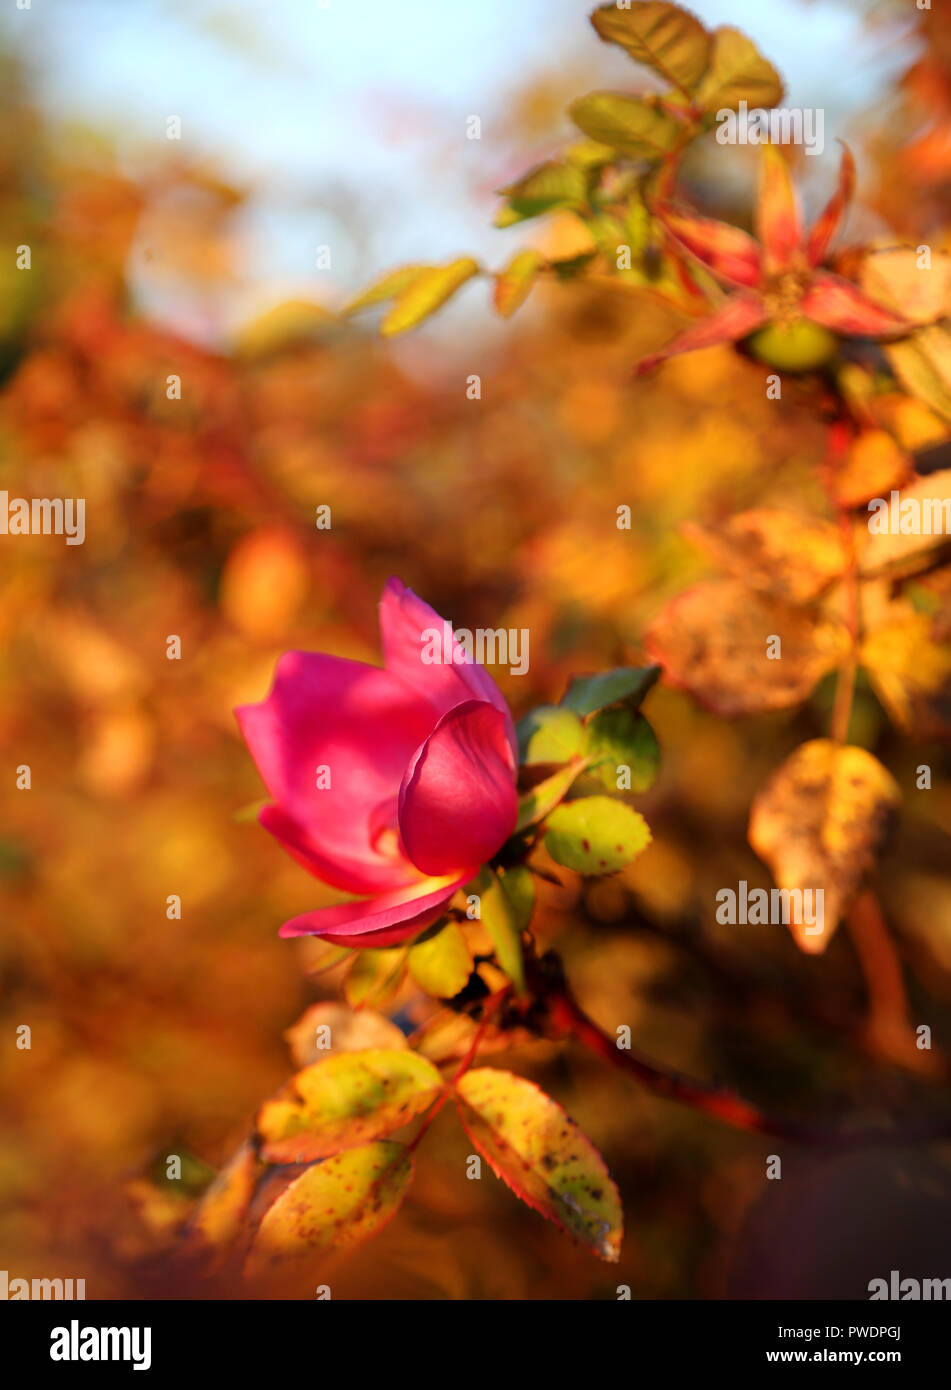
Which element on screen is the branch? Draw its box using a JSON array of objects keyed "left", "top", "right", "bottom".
[{"left": 536, "top": 965, "right": 951, "bottom": 1148}]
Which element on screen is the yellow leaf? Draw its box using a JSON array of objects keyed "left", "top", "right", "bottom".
[
  {"left": 748, "top": 740, "right": 901, "bottom": 953},
  {"left": 694, "top": 27, "right": 784, "bottom": 113},
  {"left": 257, "top": 1050, "right": 444, "bottom": 1162},
  {"left": 342, "top": 264, "right": 425, "bottom": 315},
  {"left": 380, "top": 257, "right": 480, "bottom": 336},
  {"left": 344, "top": 947, "right": 407, "bottom": 1009},
  {"left": 407, "top": 921, "right": 472, "bottom": 997},
  {"left": 860, "top": 608, "right": 951, "bottom": 741},
  {"left": 569, "top": 92, "right": 683, "bottom": 160},
  {"left": 494, "top": 249, "right": 545, "bottom": 318}
]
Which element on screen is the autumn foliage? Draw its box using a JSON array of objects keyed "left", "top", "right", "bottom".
[{"left": 4, "top": 3, "right": 951, "bottom": 1300}]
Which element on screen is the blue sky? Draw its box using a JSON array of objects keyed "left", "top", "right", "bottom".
[{"left": 1, "top": 0, "right": 915, "bottom": 348}]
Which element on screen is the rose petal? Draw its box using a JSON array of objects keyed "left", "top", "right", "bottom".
[
  {"left": 656, "top": 205, "right": 762, "bottom": 288},
  {"left": 805, "top": 142, "right": 855, "bottom": 268},
  {"left": 278, "top": 873, "right": 471, "bottom": 948},
  {"left": 398, "top": 701, "right": 517, "bottom": 877},
  {"left": 801, "top": 273, "right": 910, "bottom": 338},
  {"left": 379, "top": 577, "right": 518, "bottom": 762},
  {"left": 756, "top": 144, "right": 803, "bottom": 274},
  {"left": 236, "top": 652, "right": 433, "bottom": 895},
  {"left": 635, "top": 293, "right": 768, "bottom": 374}
]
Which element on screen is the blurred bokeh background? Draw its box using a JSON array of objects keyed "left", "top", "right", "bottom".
[{"left": 2, "top": 0, "right": 951, "bottom": 1300}]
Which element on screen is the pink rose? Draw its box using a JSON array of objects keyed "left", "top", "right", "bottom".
[{"left": 236, "top": 577, "right": 518, "bottom": 947}]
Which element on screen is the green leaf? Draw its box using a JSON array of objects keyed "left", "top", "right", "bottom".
[
  {"left": 544, "top": 796, "right": 651, "bottom": 875},
  {"left": 343, "top": 265, "right": 425, "bottom": 315},
  {"left": 569, "top": 93, "right": 683, "bottom": 161},
  {"left": 256, "top": 1050, "right": 445, "bottom": 1162},
  {"left": 591, "top": 1, "right": 711, "bottom": 93},
  {"left": 380, "top": 257, "right": 481, "bottom": 336},
  {"left": 584, "top": 708, "right": 660, "bottom": 793},
  {"left": 517, "top": 704, "right": 585, "bottom": 764},
  {"left": 455, "top": 1069, "right": 623, "bottom": 1261},
  {"left": 494, "top": 249, "right": 546, "bottom": 318},
  {"left": 497, "top": 161, "right": 588, "bottom": 222},
  {"left": 693, "top": 27, "right": 784, "bottom": 113},
  {"left": 499, "top": 864, "right": 535, "bottom": 933},
  {"left": 560, "top": 664, "right": 660, "bottom": 718},
  {"left": 469, "top": 865, "right": 525, "bottom": 995},
  {"left": 344, "top": 947, "right": 407, "bottom": 1009},
  {"left": 516, "top": 758, "right": 590, "bottom": 832},
  {"left": 245, "top": 1142, "right": 413, "bottom": 1279},
  {"left": 408, "top": 921, "right": 473, "bottom": 998}
]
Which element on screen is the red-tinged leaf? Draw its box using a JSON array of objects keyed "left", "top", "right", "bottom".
[
  {"left": 245, "top": 1142, "right": 413, "bottom": 1280},
  {"left": 644, "top": 579, "right": 848, "bottom": 715},
  {"left": 635, "top": 292, "right": 767, "bottom": 374},
  {"left": 184, "top": 1142, "right": 262, "bottom": 1265},
  {"left": 656, "top": 204, "right": 762, "bottom": 287},
  {"left": 455, "top": 1068, "right": 623, "bottom": 1261},
  {"left": 590, "top": 2, "right": 711, "bottom": 94},
  {"left": 284, "top": 1002, "right": 408, "bottom": 1068},
  {"left": 756, "top": 144, "right": 802, "bottom": 274},
  {"left": 806, "top": 143, "right": 856, "bottom": 268},
  {"left": 256, "top": 1049, "right": 444, "bottom": 1163},
  {"left": 748, "top": 741, "right": 901, "bottom": 953},
  {"left": 801, "top": 273, "right": 910, "bottom": 338},
  {"left": 494, "top": 249, "right": 545, "bottom": 318}
]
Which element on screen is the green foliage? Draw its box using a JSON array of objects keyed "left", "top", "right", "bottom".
[{"left": 544, "top": 796, "right": 652, "bottom": 875}]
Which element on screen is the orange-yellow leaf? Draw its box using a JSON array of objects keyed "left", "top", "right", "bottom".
[
  {"left": 380, "top": 258, "right": 480, "bottom": 336},
  {"left": 860, "top": 606, "right": 951, "bottom": 742},
  {"left": 644, "top": 579, "right": 848, "bottom": 715},
  {"left": 494, "top": 249, "right": 545, "bottom": 318},
  {"left": 245, "top": 1142, "right": 413, "bottom": 1280},
  {"left": 748, "top": 740, "right": 901, "bottom": 953},
  {"left": 284, "top": 1002, "right": 408, "bottom": 1069},
  {"left": 590, "top": 1, "right": 711, "bottom": 93},
  {"left": 455, "top": 1068, "right": 623, "bottom": 1261},
  {"left": 185, "top": 1142, "right": 262, "bottom": 1264},
  {"left": 685, "top": 510, "right": 846, "bottom": 603}
]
